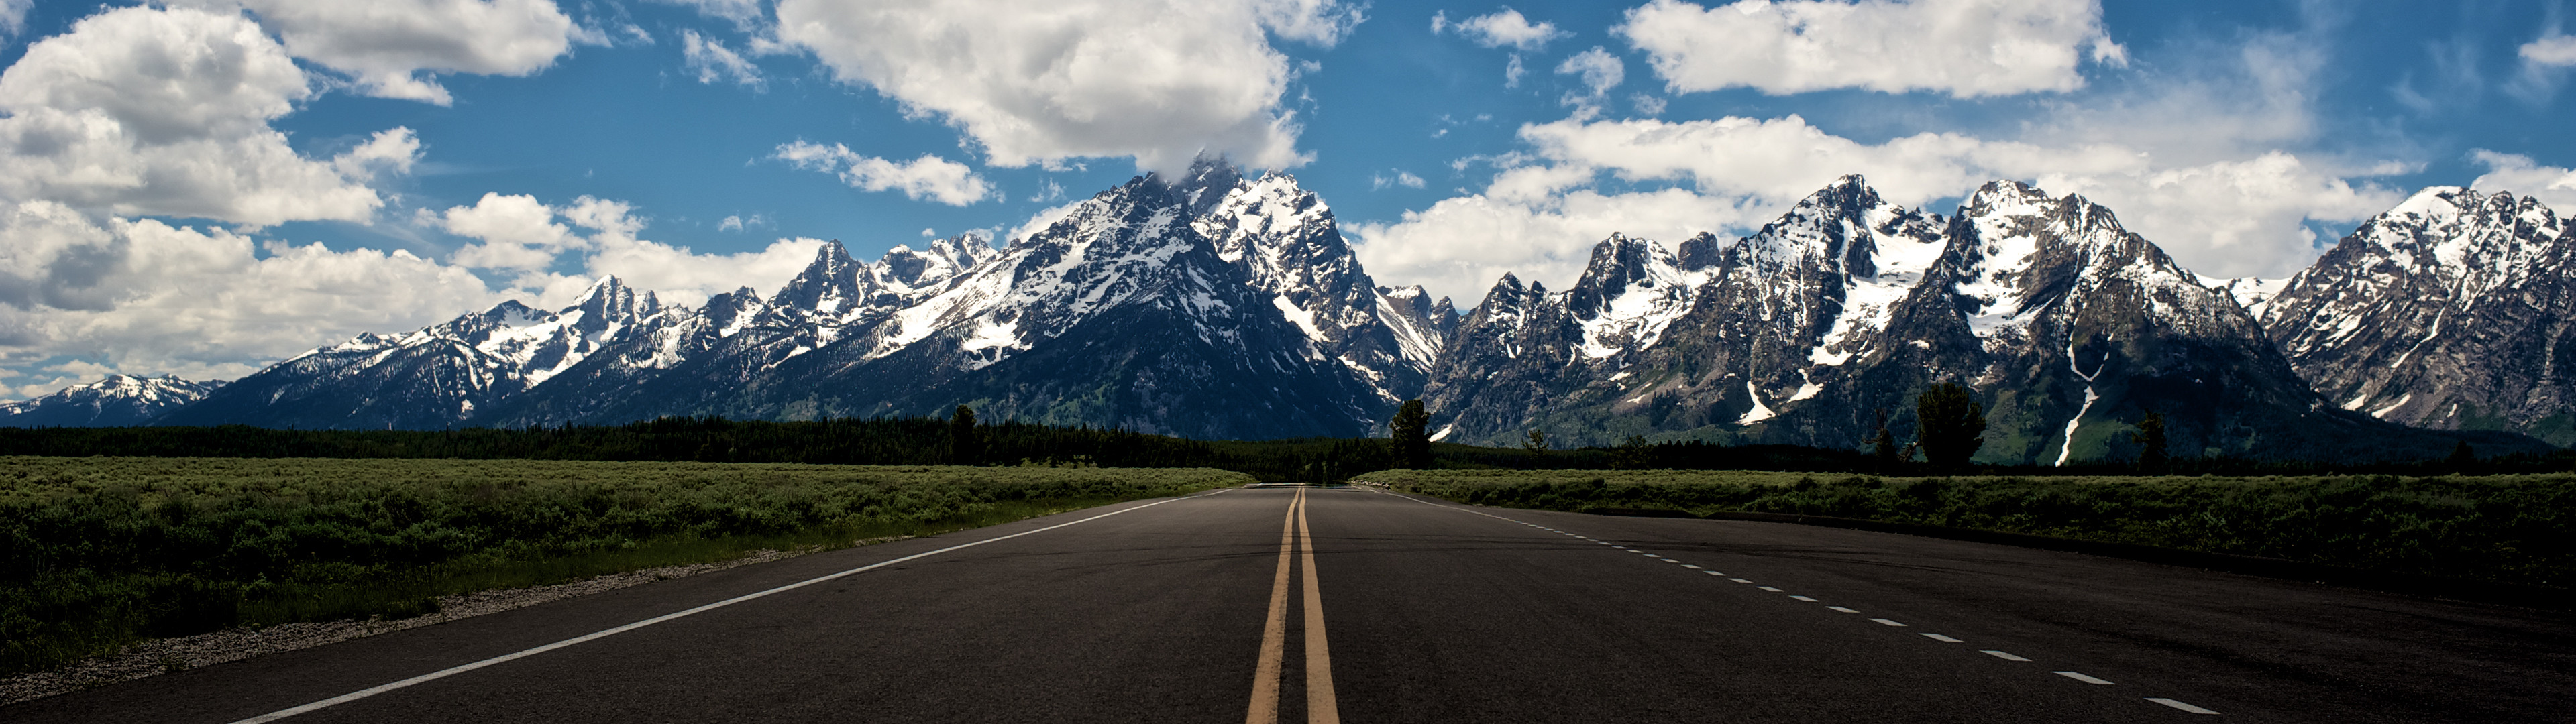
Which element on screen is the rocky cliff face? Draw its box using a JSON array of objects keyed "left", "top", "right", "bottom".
[{"left": 2246, "top": 187, "right": 2576, "bottom": 446}]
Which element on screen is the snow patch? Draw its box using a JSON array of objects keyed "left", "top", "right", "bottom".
[{"left": 1736, "top": 381, "right": 1776, "bottom": 425}]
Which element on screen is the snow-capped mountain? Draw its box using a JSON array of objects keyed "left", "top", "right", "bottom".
[
  {"left": 122, "top": 163, "right": 2548, "bottom": 459},
  {"left": 2245, "top": 186, "right": 2576, "bottom": 446},
  {"left": 1424, "top": 176, "right": 2510, "bottom": 463},
  {"left": 0, "top": 374, "right": 223, "bottom": 427},
  {"left": 158, "top": 276, "right": 675, "bottom": 429}
]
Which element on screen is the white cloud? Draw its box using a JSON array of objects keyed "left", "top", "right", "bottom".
[
  {"left": 2523, "top": 35, "right": 2576, "bottom": 67},
  {"left": 773, "top": 141, "right": 993, "bottom": 205},
  {"left": 0, "top": 0, "right": 30, "bottom": 38},
  {"left": 0, "top": 6, "right": 413, "bottom": 226},
  {"left": 1504, "top": 54, "right": 1528, "bottom": 88},
  {"left": 576, "top": 235, "right": 830, "bottom": 310},
  {"left": 1555, "top": 46, "right": 1624, "bottom": 108},
  {"left": 716, "top": 213, "right": 770, "bottom": 232},
  {"left": 0, "top": 206, "right": 506, "bottom": 385},
  {"left": 2469, "top": 150, "right": 2576, "bottom": 210},
  {"left": 1618, "top": 0, "right": 2125, "bottom": 98},
  {"left": 1433, "top": 8, "right": 1568, "bottom": 50},
  {"left": 433, "top": 192, "right": 582, "bottom": 272},
  {"left": 653, "top": 0, "right": 766, "bottom": 26},
  {"left": 1371, "top": 170, "right": 1427, "bottom": 190},
  {"left": 682, "top": 29, "right": 764, "bottom": 88},
  {"left": 770, "top": 0, "right": 1362, "bottom": 175},
  {"left": 215, "top": 0, "right": 579, "bottom": 105}
]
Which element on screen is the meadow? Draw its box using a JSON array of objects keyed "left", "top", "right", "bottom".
[
  {"left": 1358, "top": 469, "right": 2576, "bottom": 592},
  {"left": 0, "top": 457, "right": 1246, "bottom": 676}
]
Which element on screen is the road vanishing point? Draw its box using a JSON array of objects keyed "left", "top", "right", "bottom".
[{"left": 12, "top": 485, "right": 2573, "bottom": 723}]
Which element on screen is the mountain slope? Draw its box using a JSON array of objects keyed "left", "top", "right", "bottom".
[
  {"left": 1425, "top": 177, "right": 2526, "bottom": 463},
  {"left": 2250, "top": 187, "right": 2576, "bottom": 446},
  {"left": 0, "top": 375, "right": 223, "bottom": 427}
]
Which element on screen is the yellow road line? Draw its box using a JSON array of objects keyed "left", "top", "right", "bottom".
[
  {"left": 1246, "top": 488, "right": 1299, "bottom": 724},
  {"left": 1298, "top": 486, "right": 1340, "bottom": 724}
]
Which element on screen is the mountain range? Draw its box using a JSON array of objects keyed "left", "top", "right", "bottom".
[{"left": 8, "top": 162, "right": 2565, "bottom": 463}]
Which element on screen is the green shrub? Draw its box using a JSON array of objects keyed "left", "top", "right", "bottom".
[{"left": 0, "top": 457, "right": 1244, "bottom": 676}]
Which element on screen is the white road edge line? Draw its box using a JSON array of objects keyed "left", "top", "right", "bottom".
[
  {"left": 224, "top": 490, "right": 1226, "bottom": 724},
  {"left": 2055, "top": 671, "right": 2116, "bottom": 685},
  {"left": 2146, "top": 697, "right": 2220, "bottom": 715}
]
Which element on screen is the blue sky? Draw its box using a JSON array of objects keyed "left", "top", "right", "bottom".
[{"left": 3, "top": 0, "right": 2575, "bottom": 397}]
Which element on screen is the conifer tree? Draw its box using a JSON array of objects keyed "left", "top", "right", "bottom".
[
  {"left": 2130, "top": 410, "right": 2169, "bottom": 472},
  {"left": 949, "top": 405, "right": 981, "bottom": 465},
  {"left": 1522, "top": 428, "right": 1548, "bottom": 452},
  {"left": 1914, "top": 383, "right": 1985, "bottom": 471},
  {"left": 1389, "top": 399, "right": 1432, "bottom": 469}
]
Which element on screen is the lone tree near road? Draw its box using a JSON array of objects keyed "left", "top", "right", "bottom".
[
  {"left": 1389, "top": 399, "right": 1432, "bottom": 469},
  {"left": 1914, "top": 383, "right": 1986, "bottom": 471},
  {"left": 949, "top": 404, "right": 981, "bottom": 465}
]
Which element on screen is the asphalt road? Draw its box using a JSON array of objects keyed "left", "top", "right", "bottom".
[{"left": 11, "top": 485, "right": 2573, "bottom": 723}]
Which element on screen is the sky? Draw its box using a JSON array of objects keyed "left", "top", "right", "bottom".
[{"left": 3, "top": 0, "right": 2575, "bottom": 399}]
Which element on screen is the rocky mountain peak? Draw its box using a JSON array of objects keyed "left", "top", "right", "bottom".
[{"left": 771, "top": 239, "right": 877, "bottom": 315}]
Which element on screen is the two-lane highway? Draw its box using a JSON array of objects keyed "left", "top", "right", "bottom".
[{"left": 9, "top": 485, "right": 2572, "bottom": 723}]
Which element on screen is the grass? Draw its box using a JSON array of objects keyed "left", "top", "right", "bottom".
[
  {"left": 0, "top": 457, "right": 1248, "bottom": 676},
  {"left": 1358, "top": 469, "right": 2576, "bottom": 592}
]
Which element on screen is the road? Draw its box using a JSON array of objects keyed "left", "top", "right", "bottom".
[{"left": 9, "top": 485, "right": 2573, "bottom": 723}]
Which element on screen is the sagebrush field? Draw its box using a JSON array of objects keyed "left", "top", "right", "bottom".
[
  {"left": 0, "top": 457, "right": 1246, "bottom": 675},
  {"left": 1360, "top": 469, "right": 2576, "bottom": 591}
]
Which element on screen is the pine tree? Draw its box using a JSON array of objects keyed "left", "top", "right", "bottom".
[
  {"left": 949, "top": 405, "right": 981, "bottom": 465},
  {"left": 1389, "top": 399, "right": 1432, "bottom": 469},
  {"left": 1914, "top": 383, "right": 1985, "bottom": 471},
  {"left": 2447, "top": 440, "right": 2476, "bottom": 469},
  {"left": 2130, "top": 410, "right": 2169, "bottom": 473},
  {"left": 1522, "top": 428, "right": 1548, "bottom": 452}
]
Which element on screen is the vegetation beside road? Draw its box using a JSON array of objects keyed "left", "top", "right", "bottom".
[
  {"left": 0, "top": 457, "right": 1245, "bottom": 676},
  {"left": 1360, "top": 469, "right": 2576, "bottom": 591}
]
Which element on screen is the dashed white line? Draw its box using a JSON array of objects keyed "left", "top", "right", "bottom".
[
  {"left": 2146, "top": 698, "right": 2220, "bottom": 715},
  {"left": 1827, "top": 606, "right": 1860, "bottom": 613},
  {"left": 1982, "top": 650, "right": 2031, "bottom": 662},
  {"left": 1870, "top": 618, "right": 1909, "bottom": 627},
  {"left": 1788, "top": 595, "right": 1817, "bottom": 601},
  {"left": 1921, "top": 634, "right": 1964, "bottom": 643},
  {"left": 1681, "top": 565, "right": 1702, "bottom": 569},
  {"left": 1757, "top": 586, "right": 1784, "bottom": 592},
  {"left": 2055, "top": 671, "right": 2116, "bottom": 685},
  {"left": 1728, "top": 578, "right": 1754, "bottom": 583},
  {"left": 1660, "top": 559, "right": 1685, "bottom": 564},
  {"left": 1703, "top": 571, "right": 1726, "bottom": 576}
]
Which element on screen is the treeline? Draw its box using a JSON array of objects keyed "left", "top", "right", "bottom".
[{"left": 1, "top": 414, "right": 2565, "bottom": 481}]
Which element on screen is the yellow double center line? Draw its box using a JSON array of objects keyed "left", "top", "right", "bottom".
[{"left": 1248, "top": 487, "right": 1338, "bottom": 724}]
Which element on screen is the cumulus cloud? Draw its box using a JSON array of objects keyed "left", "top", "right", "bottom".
[
  {"left": 1618, "top": 0, "right": 2125, "bottom": 98},
  {"left": 2469, "top": 150, "right": 2576, "bottom": 210},
  {"left": 1555, "top": 47, "right": 1624, "bottom": 109},
  {"left": 770, "top": 0, "right": 1362, "bottom": 174},
  {"left": 211, "top": 0, "right": 579, "bottom": 105},
  {"left": 1432, "top": 8, "right": 1568, "bottom": 50},
  {"left": 773, "top": 141, "right": 993, "bottom": 205},
  {"left": 0, "top": 6, "right": 414, "bottom": 226},
  {"left": 2524, "top": 35, "right": 2576, "bottom": 67},
  {"left": 425, "top": 190, "right": 830, "bottom": 309},
  {"left": 0, "top": 205, "right": 505, "bottom": 385},
  {"left": 682, "top": 29, "right": 764, "bottom": 88}
]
